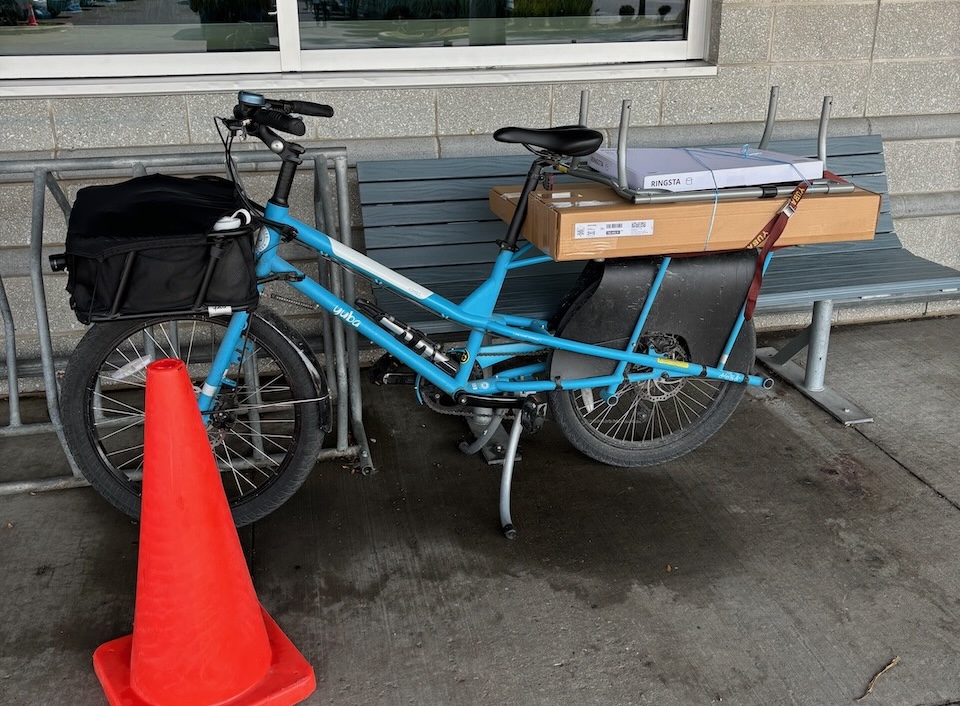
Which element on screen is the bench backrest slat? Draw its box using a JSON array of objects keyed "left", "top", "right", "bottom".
[{"left": 357, "top": 155, "right": 531, "bottom": 183}]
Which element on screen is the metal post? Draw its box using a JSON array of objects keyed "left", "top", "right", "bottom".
[
  {"left": 758, "top": 86, "right": 779, "bottom": 150},
  {"left": 568, "top": 89, "right": 591, "bottom": 172},
  {"left": 804, "top": 299, "right": 833, "bottom": 392},
  {"left": 0, "top": 277, "right": 22, "bottom": 427},
  {"left": 30, "top": 167, "right": 85, "bottom": 480},
  {"left": 335, "top": 155, "right": 374, "bottom": 474},
  {"left": 756, "top": 299, "right": 872, "bottom": 426},
  {"left": 817, "top": 97, "right": 833, "bottom": 163},
  {"left": 616, "top": 100, "right": 631, "bottom": 190},
  {"left": 312, "top": 155, "right": 340, "bottom": 422},
  {"left": 314, "top": 156, "right": 352, "bottom": 458}
]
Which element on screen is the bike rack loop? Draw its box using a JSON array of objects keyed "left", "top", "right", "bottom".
[{"left": 0, "top": 147, "right": 372, "bottom": 497}]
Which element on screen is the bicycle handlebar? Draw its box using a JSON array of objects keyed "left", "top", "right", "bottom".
[
  {"left": 232, "top": 91, "right": 334, "bottom": 138},
  {"left": 252, "top": 108, "right": 307, "bottom": 137},
  {"left": 270, "top": 99, "right": 334, "bottom": 118}
]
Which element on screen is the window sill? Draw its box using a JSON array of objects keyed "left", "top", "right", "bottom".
[{"left": 0, "top": 62, "right": 717, "bottom": 99}]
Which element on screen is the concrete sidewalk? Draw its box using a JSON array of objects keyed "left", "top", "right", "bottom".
[{"left": 2, "top": 316, "right": 959, "bottom": 706}]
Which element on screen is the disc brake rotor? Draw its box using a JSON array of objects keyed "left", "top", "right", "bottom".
[{"left": 634, "top": 333, "right": 689, "bottom": 402}]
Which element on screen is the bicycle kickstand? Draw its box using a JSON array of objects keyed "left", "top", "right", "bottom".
[
  {"left": 498, "top": 415, "right": 523, "bottom": 540},
  {"left": 498, "top": 397, "right": 546, "bottom": 539}
]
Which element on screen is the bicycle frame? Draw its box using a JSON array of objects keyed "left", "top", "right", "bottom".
[{"left": 197, "top": 200, "right": 772, "bottom": 415}]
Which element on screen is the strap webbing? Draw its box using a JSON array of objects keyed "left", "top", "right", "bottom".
[
  {"left": 742, "top": 170, "right": 851, "bottom": 319},
  {"left": 743, "top": 181, "right": 809, "bottom": 320}
]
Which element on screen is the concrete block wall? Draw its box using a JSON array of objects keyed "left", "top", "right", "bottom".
[{"left": 1, "top": 0, "right": 958, "bottom": 382}]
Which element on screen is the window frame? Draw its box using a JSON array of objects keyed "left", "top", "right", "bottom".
[{"left": 0, "top": 0, "right": 712, "bottom": 88}]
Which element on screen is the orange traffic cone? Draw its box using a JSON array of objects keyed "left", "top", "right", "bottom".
[
  {"left": 92, "top": 358, "right": 316, "bottom": 706},
  {"left": 26, "top": 4, "right": 38, "bottom": 25}
]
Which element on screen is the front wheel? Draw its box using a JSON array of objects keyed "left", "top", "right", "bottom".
[
  {"left": 60, "top": 310, "right": 324, "bottom": 526},
  {"left": 548, "top": 322, "right": 756, "bottom": 468}
]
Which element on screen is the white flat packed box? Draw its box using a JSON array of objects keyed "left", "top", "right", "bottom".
[{"left": 587, "top": 147, "right": 824, "bottom": 193}]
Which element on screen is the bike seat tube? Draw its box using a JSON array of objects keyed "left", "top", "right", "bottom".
[{"left": 503, "top": 157, "right": 550, "bottom": 250}]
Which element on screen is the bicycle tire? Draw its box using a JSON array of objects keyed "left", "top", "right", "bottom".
[
  {"left": 547, "top": 285, "right": 755, "bottom": 468},
  {"left": 60, "top": 310, "right": 324, "bottom": 526}
]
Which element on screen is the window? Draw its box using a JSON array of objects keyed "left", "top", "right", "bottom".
[{"left": 0, "top": 0, "right": 709, "bottom": 82}]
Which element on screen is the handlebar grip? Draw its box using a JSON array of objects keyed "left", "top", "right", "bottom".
[
  {"left": 289, "top": 100, "right": 334, "bottom": 118},
  {"left": 255, "top": 108, "right": 306, "bottom": 137}
]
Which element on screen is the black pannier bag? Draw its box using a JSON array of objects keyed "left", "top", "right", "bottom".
[{"left": 60, "top": 174, "right": 259, "bottom": 324}]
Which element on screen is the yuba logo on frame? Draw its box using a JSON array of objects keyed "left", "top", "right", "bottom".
[{"left": 333, "top": 305, "right": 362, "bottom": 328}]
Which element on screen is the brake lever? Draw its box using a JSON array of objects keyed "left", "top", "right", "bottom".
[{"left": 219, "top": 115, "right": 246, "bottom": 136}]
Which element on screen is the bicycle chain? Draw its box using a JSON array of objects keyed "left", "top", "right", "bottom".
[{"left": 418, "top": 381, "right": 476, "bottom": 417}]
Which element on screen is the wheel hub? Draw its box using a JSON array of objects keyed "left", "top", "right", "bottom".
[
  {"left": 634, "top": 333, "right": 689, "bottom": 402},
  {"left": 207, "top": 400, "right": 238, "bottom": 447}
]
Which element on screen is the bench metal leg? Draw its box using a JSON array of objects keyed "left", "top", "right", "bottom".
[{"left": 756, "top": 300, "right": 873, "bottom": 426}]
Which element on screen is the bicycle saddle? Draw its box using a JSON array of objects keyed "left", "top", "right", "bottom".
[{"left": 494, "top": 126, "right": 604, "bottom": 157}]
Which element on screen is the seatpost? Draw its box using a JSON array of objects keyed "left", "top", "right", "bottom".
[{"left": 502, "top": 157, "right": 550, "bottom": 250}]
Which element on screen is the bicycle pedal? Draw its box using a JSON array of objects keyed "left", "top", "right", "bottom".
[
  {"left": 381, "top": 372, "right": 416, "bottom": 385},
  {"left": 368, "top": 354, "right": 415, "bottom": 385}
]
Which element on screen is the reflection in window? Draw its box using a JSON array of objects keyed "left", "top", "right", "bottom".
[
  {"left": 0, "top": 0, "right": 688, "bottom": 59},
  {"left": 191, "top": 0, "right": 276, "bottom": 50},
  {"left": 298, "top": 0, "right": 687, "bottom": 49}
]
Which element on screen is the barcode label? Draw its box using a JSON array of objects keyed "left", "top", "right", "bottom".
[{"left": 574, "top": 219, "right": 654, "bottom": 239}]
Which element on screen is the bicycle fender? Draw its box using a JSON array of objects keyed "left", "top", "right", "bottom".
[
  {"left": 254, "top": 306, "right": 333, "bottom": 433},
  {"left": 550, "top": 250, "right": 756, "bottom": 380}
]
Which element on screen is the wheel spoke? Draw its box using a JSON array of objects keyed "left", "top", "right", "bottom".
[
  {"left": 553, "top": 325, "right": 754, "bottom": 465},
  {"left": 61, "top": 312, "right": 322, "bottom": 525}
]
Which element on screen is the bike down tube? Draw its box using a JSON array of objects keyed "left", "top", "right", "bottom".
[{"left": 265, "top": 206, "right": 530, "bottom": 387}]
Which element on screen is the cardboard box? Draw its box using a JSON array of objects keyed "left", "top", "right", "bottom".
[
  {"left": 490, "top": 183, "right": 881, "bottom": 262},
  {"left": 586, "top": 147, "right": 824, "bottom": 193}
]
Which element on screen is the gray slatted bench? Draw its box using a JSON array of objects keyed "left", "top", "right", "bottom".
[
  {"left": 357, "top": 135, "right": 960, "bottom": 422},
  {"left": 358, "top": 155, "right": 585, "bottom": 337}
]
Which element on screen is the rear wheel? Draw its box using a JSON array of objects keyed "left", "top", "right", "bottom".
[
  {"left": 548, "top": 297, "right": 755, "bottom": 467},
  {"left": 60, "top": 311, "right": 324, "bottom": 526}
]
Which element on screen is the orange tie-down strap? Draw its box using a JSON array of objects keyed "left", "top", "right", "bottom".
[{"left": 743, "top": 171, "right": 847, "bottom": 320}]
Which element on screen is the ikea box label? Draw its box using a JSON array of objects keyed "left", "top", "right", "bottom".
[{"left": 574, "top": 219, "right": 654, "bottom": 239}]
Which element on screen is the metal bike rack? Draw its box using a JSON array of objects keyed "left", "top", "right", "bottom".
[{"left": 0, "top": 147, "right": 372, "bottom": 497}]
